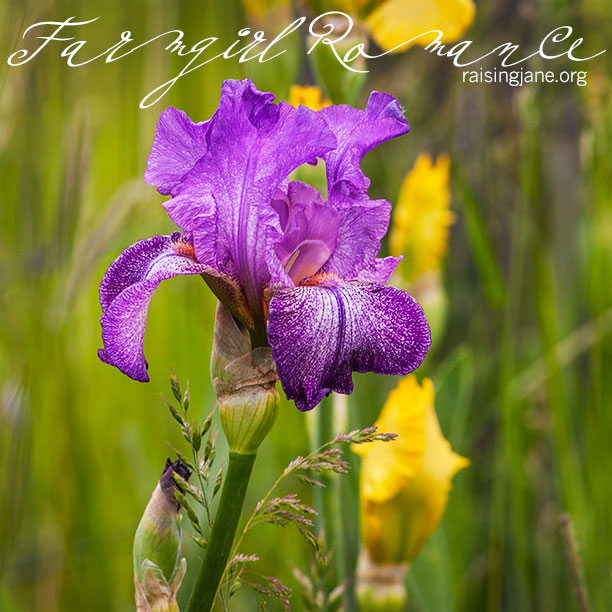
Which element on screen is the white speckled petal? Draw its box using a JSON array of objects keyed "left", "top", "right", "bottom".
[{"left": 267, "top": 280, "right": 430, "bottom": 411}]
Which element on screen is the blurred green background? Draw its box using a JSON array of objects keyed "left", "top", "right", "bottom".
[{"left": 1, "top": 0, "right": 611, "bottom": 610}]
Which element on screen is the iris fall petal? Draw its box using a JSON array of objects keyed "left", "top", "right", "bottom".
[
  {"left": 98, "top": 233, "right": 209, "bottom": 382},
  {"left": 267, "top": 280, "right": 430, "bottom": 410}
]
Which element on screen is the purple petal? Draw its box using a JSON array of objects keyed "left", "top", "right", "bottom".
[
  {"left": 272, "top": 182, "right": 342, "bottom": 285},
  {"left": 356, "top": 256, "right": 401, "bottom": 284},
  {"left": 315, "top": 93, "right": 409, "bottom": 280},
  {"left": 267, "top": 278, "right": 430, "bottom": 411},
  {"left": 270, "top": 188, "right": 292, "bottom": 233},
  {"left": 144, "top": 107, "right": 211, "bottom": 196},
  {"left": 282, "top": 241, "right": 332, "bottom": 285},
  {"left": 152, "top": 80, "right": 337, "bottom": 325},
  {"left": 320, "top": 92, "right": 409, "bottom": 205},
  {"left": 271, "top": 181, "right": 325, "bottom": 234},
  {"left": 98, "top": 233, "right": 208, "bottom": 382},
  {"left": 323, "top": 198, "right": 392, "bottom": 280}
]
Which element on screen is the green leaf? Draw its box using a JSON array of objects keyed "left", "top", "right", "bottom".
[
  {"left": 432, "top": 345, "right": 474, "bottom": 449},
  {"left": 407, "top": 528, "right": 455, "bottom": 612},
  {"left": 456, "top": 175, "right": 506, "bottom": 309}
]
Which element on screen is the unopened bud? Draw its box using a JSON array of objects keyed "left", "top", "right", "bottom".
[
  {"left": 211, "top": 303, "right": 279, "bottom": 455},
  {"left": 133, "top": 460, "right": 191, "bottom": 612}
]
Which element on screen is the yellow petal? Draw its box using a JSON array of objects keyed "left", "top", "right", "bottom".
[
  {"left": 241, "top": 0, "right": 289, "bottom": 17},
  {"left": 355, "top": 376, "right": 432, "bottom": 503},
  {"left": 288, "top": 85, "right": 331, "bottom": 111},
  {"left": 358, "top": 376, "right": 469, "bottom": 564},
  {"left": 366, "top": 0, "right": 476, "bottom": 53},
  {"left": 392, "top": 423, "right": 469, "bottom": 564},
  {"left": 422, "top": 400, "right": 470, "bottom": 484},
  {"left": 390, "top": 153, "right": 455, "bottom": 281},
  {"left": 304, "top": 0, "right": 371, "bottom": 13}
]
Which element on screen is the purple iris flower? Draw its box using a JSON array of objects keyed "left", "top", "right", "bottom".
[{"left": 98, "top": 79, "right": 430, "bottom": 411}]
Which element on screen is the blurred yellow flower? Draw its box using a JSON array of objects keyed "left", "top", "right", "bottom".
[
  {"left": 366, "top": 0, "right": 476, "bottom": 53},
  {"left": 354, "top": 376, "right": 468, "bottom": 564},
  {"left": 288, "top": 85, "right": 331, "bottom": 111},
  {"left": 390, "top": 153, "right": 455, "bottom": 282},
  {"left": 241, "top": 0, "right": 288, "bottom": 18},
  {"left": 304, "top": 0, "right": 371, "bottom": 12}
]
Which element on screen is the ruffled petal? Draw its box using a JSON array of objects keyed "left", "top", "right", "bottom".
[
  {"left": 98, "top": 233, "right": 209, "bottom": 382},
  {"left": 356, "top": 256, "right": 401, "bottom": 284},
  {"left": 267, "top": 278, "right": 430, "bottom": 411},
  {"left": 323, "top": 198, "right": 392, "bottom": 280},
  {"left": 320, "top": 91, "right": 410, "bottom": 205},
  {"left": 315, "top": 93, "right": 409, "bottom": 280},
  {"left": 144, "top": 107, "right": 212, "bottom": 196},
  {"left": 149, "top": 80, "right": 337, "bottom": 323}
]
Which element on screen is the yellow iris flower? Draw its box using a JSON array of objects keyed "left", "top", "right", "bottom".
[
  {"left": 390, "top": 153, "right": 455, "bottom": 283},
  {"left": 304, "top": 0, "right": 475, "bottom": 54},
  {"left": 354, "top": 376, "right": 468, "bottom": 564},
  {"left": 366, "top": 0, "right": 476, "bottom": 53},
  {"left": 241, "top": 0, "right": 288, "bottom": 18},
  {"left": 288, "top": 85, "right": 332, "bottom": 111}
]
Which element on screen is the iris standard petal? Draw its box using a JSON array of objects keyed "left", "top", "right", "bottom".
[
  {"left": 98, "top": 233, "right": 209, "bottom": 382},
  {"left": 320, "top": 91, "right": 410, "bottom": 205},
  {"left": 144, "top": 107, "right": 212, "bottom": 196},
  {"left": 316, "top": 93, "right": 409, "bottom": 281},
  {"left": 148, "top": 80, "right": 337, "bottom": 327},
  {"left": 323, "top": 198, "right": 393, "bottom": 281},
  {"left": 356, "top": 256, "right": 402, "bottom": 284},
  {"left": 267, "top": 278, "right": 431, "bottom": 411}
]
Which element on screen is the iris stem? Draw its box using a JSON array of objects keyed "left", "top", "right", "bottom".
[{"left": 185, "top": 451, "right": 256, "bottom": 612}]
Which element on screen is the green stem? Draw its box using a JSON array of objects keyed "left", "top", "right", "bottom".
[
  {"left": 186, "top": 452, "right": 256, "bottom": 612},
  {"left": 333, "top": 393, "right": 358, "bottom": 612},
  {"left": 313, "top": 395, "right": 335, "bottom": 545}
]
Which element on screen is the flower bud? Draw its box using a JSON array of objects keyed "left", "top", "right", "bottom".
[
  {"left": 133, "top": 460, "right": 190, "bottom": 612},
  {"left": 211, "top": 303, "right": 279, "bottom": 455}
]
